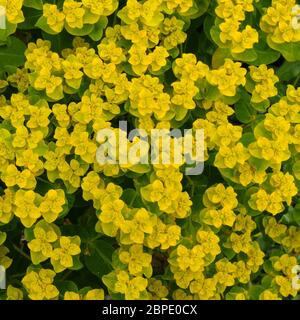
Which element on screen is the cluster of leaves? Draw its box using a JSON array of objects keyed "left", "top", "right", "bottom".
[{"left": 0, "top": 0, "right": 299, "bottom": 300}]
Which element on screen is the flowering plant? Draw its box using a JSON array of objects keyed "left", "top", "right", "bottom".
[{"left": 0, "top": 0, "right": 299, "bottom": 300}]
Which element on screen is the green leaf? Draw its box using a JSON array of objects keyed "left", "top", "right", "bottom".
[
  {"left": 186, "top": 0, "right": 210, "bottom": 19},
  {"left": 261, "top": 275, "right": 273, "bottom": 288},
  {"left": 250, "top": 32, "right": 280, "bottom": 66},
  {"left": 232, "top": 49, "right": 257, "bottom": 63},
  {"left": 210, "top": 26, "right": 229, "bottom": 49},
  {"left": 234, "top": 91, "right": 256, "bottom": 124},
  {"left": 35, "top": 16, "right": 58, "bottom": 35},
  {"left": 0, "top": 232, "right": 6, "bottom": 246},
  {"left": 2, "top": 65, "right": 17, "bottom": 75},
  {"left": 293, "top": 160, "right": 300, "bottom": 180},
  {"left": 204, "top": 83, "right": 221, "bottom": 100},
  {"left": 23, "top": 0, "right": 43, "bottom": 10},
  {"left": 84, "top": 240, "right": 113, "bottom": 279},
  {"left": 76, "top": 209, "right": 98, "bottom": 242},
  {"left": 263, "top": 260, "right": 274, "bottom": 275},
  {"left": 18, "top": 7, "right": 42, "bottom": 30},
  {"left": 0, "top": 22, "right": 17, "bottom": 42},
  {"left": 0, "top": 37, "right": 26, "bottom": 68},
  {"left": 222, "top": 247, "right": 236, "bottom": 260},
  {"left": 71, "top": 256, "right": 83, "bottom": 271},
  {"left": 250, "top": 48, "right": 280, "bottom": 66},
  {"left": 253, "top": 121, "right": 273, "bottom": 140},
  {"left": 241, "top": 132, "right": 256, "bottom": 147},
  {"left": 248, "top": 157, "right": 269, "bottom": 171},
  {"left": 102, "top": 271, "right": 117, "bottom": 292},
  {"left": 286, "top": 205, "right": 300, "bottom": 226},
  {"left": 128, "top": 164, "right": 151, "bottom": 174},
  {"left": 267, "top": 36, "right": 300, "bottom": 62},
  {"left": 88, "top": 17, "right": 108, "bottom": 41},
  {"left": 42, "top": 30, "right": 73, "bottom": 53},
  {"left": 222, "top": 92, "right": 241, "bottom": 105},
  {"left": 24, "top": 227, "right": 35, "bottom": 242},
  {"left": 251, "top": 100, "right": 270, "bottom": 112},
  {"left": 277, "top": 61, "right": 300, "bottom": 81},
  {"left": 65, "top": 23, "right": 94, "bottom": 36},
  {"left": 203, "top": 14, "right": 215, "bottom": 41},
  {"left": 121, "top": 189, "right": 144, "bottom": 207},
  {"left": 55, "top": 280, "right": 78, "bottom": 296},
  {"left": 212, "top": 47, "right": 231, "bottom": 68},
  {"left": 59, "top": 193, "right": 75, "bottom": 220}
]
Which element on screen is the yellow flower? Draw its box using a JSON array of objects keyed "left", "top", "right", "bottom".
[
  {"left": 3, "top": 0, "right": 24, "bottom": 24},
  {"left": 119, "top": 244, "right": 152, "bottom": 276},
  {"left": 39, "top": 189, "right": 66, "bottom": 223},
  {"left": 215, "top": 143, "right": 250, "bottom": 169},
  {"left": 6, "top": 285, "right": 23, "bottom": 300},
  {"left": 22, "top": 269, "right": 59, "bottom": 300},
  {"left": 122, "top": 208, "right": 156, "bottom": 244},
  {"left": 51, "top": 236, "right": 81, "bottom": 273},
  {"left": 64, "top": 291, "right": 80, "bottom": 300},
  {"left": 275, "top": 275, "right": 298, "bottom": 297},
  {"left": 259, "top": 290, "right": 281, "bottom": 300},
  {"left": 114, "top": 270, "right": 148, "bottom": 300},
  {"left": 246, "top": 242, "right": 265, "bottom": 272},
  {"left": 34, "top": 69, "right": 63, "bottom": 100},
  {"left": 63, "top": 0, "right": 86, "bottom": 29},
  {"left": 62, "top": 54, "right": 83, "bottom": 89},
  {"left": 43, "top": 4, "right": 65, "bottom": 33},
  {"left": 164, "top": 0, "right": 193, "bottom": 14},
  {"left": 0, "top": 188, "right": 14, "bottom": 224},
  {"left": 196, "top": 230, "right": 221, "bottom": 257},
  {"left": 82, "top": 0, "right": 117, "bottom": 16},
  {"left": 84, "top": 289, "right": 105, "bottom": 300},
  {"left": 98, "top": 41, "right": 125, "bottom": 65},
  {"left": 14, "top": 190, "right": 41, "bottom": 228},
  {"left": 129, "top": 75, "right": 170, "bottom": 119},
  {"left": 207, "top": 59, "right": 246, "bottom": 96},
  {"left": 171, "top": 79, "right": 199, "bottom": 110},
  {"left": 231, "top": 26, "right": 259, "bottom": 53},
  {"left": 149, "top": 46, "right": 169, "bottom": 71},
  {"left": 28, "top": 221, "right": 59, "bottom": 264},
  {"left": 173, "top": 244, "right": 205, "bottom": 272},
  {"left": 161, "top": 17, "right": 187, "bottom": 50},
  {"left": 148, "top": 279, "right": 169, "bottom": 299},
  {"left": 128, "top": 44, "right": 152, "bottom": 75}
]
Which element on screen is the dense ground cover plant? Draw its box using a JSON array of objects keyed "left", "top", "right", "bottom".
[{"left": 0, "top": 0, "right": 300, "bottom": 300}]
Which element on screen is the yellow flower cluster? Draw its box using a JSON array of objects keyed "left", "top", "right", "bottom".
[
  {"left": 0, "top": 0, "right": 24, "bottom": 24},
  {"left": 0, "top": 0, "right": 299, "bottom": 302},
  {"left": 248, "top": 86, "right": 300, "bottom": 168},
  {"left": 257, "top": 254, "right": 300, "bottom": 298},
  {"left": 0, "top": 232, "right": 12, "bottom": 270},
  {"left": 0, "top": 187, "right": 66, "bottom": 228},
  {"left": 260, "top": 0, "right": 300, "bottom": 43},
  {"left": 21, "top": 269, "right": 59, "bottom": 300},
  {"left": 64, "top": 289, "right": 104, "bottom": 300},
  {"left": 42, "top": 0, "right": 118, "bottom": 34},
  {"left": 26, "top": 219, "right": 81, "bottom": 273},
  {"left": 215, "top": 0, "right": 259, "bottom": 53},
  {"left": 247, "top": 65, "right": 279, "bottom": 104},
  {"left": 264, "top": 216, "right": 300, "bottom": 254},
  {"left": 200, "top": 184, "right": 238, "bottom": 228},
  {"left": 249, "top": 172, "right": 297, "bottom": 215},
  {"left": 207, "top": 59, "right": 247, "bottom": 97},
  {"left": 141, "top": 166, "right": 192, "bottom": 219}
]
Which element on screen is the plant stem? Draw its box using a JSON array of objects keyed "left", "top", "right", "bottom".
[
  {"left": 12, "top": 244, "right": 31, "bottom": 261},
  {"left": 186, "top": 175, "right": 195, "bottom": 197},
  {"left": 293, "top": 73, "right": 300, "bottom": 87},
  {"left": 37, "top": 176, "right": 53, "bottom": 185},
  {"left": 61, "top": 270, "right": 72, "bottom": 281}
]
